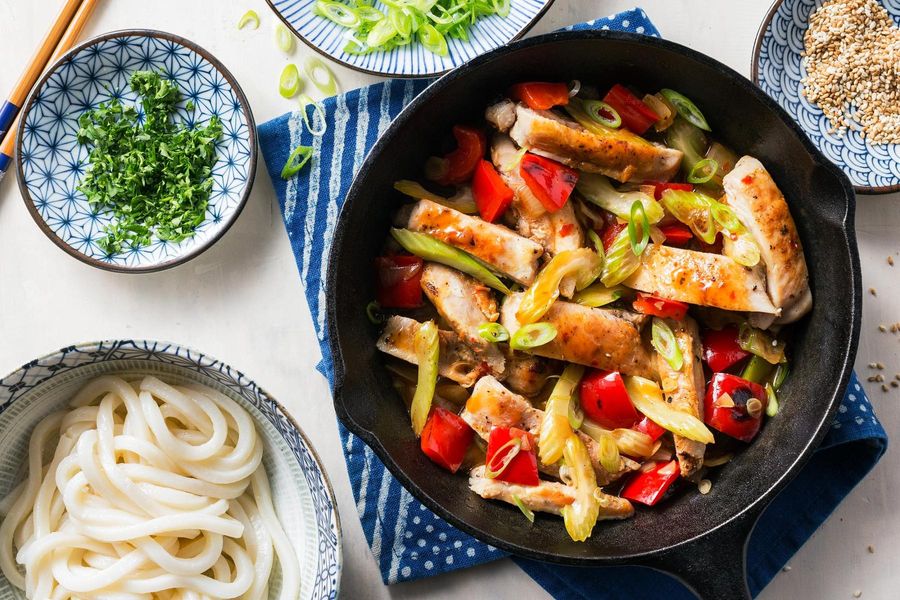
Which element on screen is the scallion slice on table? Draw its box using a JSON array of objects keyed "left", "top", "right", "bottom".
[
  {"left": 304, "top": 57, "right": 339, "bottom": 95},
  {"left": 298, "top": 94, "right": 327, "bottom": 136},
  {"left": 390, "top": 228, "right": 510, "bottom": 294},
  {"left": 281, "top": 145, "right": 313, "bottom": 179},
  {"left": 275, "top": 23, "right": 296, "bottom": 53},
  {"left": 687, "top": 157, "right": 719, "bottom": 184},
  {"left": 660, "top": 88, "right": 711, "bottom": 132},
  {"left": 478, "top": 322, "right": 509, "bottom": 343},
  {"left": 279, "top": 64, "right": 302, "bottom": 99},
  {"left": 627, "top": 200, "right": 650, "bottom": 256},
  {"left": 651, "top": 318, "right": 684, "bottom": 371},
  {"left": 410, "top": 320, "right": 440, "bottom": 436},
  {"left": 237, "top": 10, "right": 260, "bottom": 30},
  {"left": 509, "top": 323, "right": 558, "bottom": 351},
  {"left": 511, "top": 494, "right": 535, "bottom": 523}
]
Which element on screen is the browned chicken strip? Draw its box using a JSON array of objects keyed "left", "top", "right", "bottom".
[
  {"left": 403, "top": 199, "right": 543, "bottom": 285},
  {"left": 420, "top": 263, "right": 505, "bottom": 375},
  {"left": 502, "top": 352, "right": 553, "bottom": 397},
  {"left": 507, "top": 104, "right": 683, "bottom": 183},
  {"left": 500, "top": 294, "right": 655, "bottom": 378},
  {"left": 655, "top": 317, "right": 706, "bottom": 478},
  {"left": 376, "top": 316, "right": 486, "bottom": 387},
  {"left": 723, "top": 156, "right": 812, "bottom": 324},
  {"left": 468, "top": 465, "right": 634, "bottom": 520},
  {"left": 625, "top": 245, "right": 778, "bottom": 314},
  {"left": 460, "top": 376, "right": 638, "bottom": 485}
]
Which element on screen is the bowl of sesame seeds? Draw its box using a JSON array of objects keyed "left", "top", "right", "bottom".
[{"left": 753, "top": 0, "right": 900, "bottom": 194}]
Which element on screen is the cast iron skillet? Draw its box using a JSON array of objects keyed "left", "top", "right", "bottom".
[{"left": 326, "top": 30, "right": 860, "bottom": 599}]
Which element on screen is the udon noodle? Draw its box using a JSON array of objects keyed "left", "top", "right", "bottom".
[{"left": 0, "top": 375, "right": 300, "bottom": 599}]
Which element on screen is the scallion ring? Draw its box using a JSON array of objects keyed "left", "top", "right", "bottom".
[
  {"left": 275, "top": 23, "right": 296, "bottom": 53},
  {"left": 583, "top": 99, "right": 622, "bottom": 129},
  {"left": 765, "top": 383, "right": 779, "bottom": 417},
  {"left": 511, "top": 494, "right": 535, "bottom": 523},
  {"left": 568, "top": 397, "right": 584, "bottom": 430},
  {"left": 237, "top": 10, "right": 260, "bottom": 30},
  {"left": 627, "top": 200, "right": 650, "bottom": 257},
  {"left": 484, "top": 437, "right": 522, "bottom": 479},
  {"left": 587, "top": 228, "right": 605, "bottom": 260},
  {"left": 478, "top": 322, "right": 509, "bottom": 343},
  {"left": 509, "top": 323, "right": 558, "bottom": 351},
  {"left": 366, "top": 301, "right": 384, "bottom": 324},
  {"left": 651, "top": 318, "right": 684, "bottom": 371},
  {"left": 687, "top": 158, "right": 720, "bottom": 184},
  {"left": 314, "top": 0, "right": 361, "bottom": 28},
  {"left": 279, "top": 64, "right": 302, "bottom": 99},
  {"left": 281, "top": 144, "right": 313, "bottom": 180},
  {"left": 298, "top": 94, "right": 327, "bottom": 136},
  {"left": 773, "top": 362, "right": 790, "bottom": 391},
  {"left": 418, "top": 23, "right": 448, "bottom": 56},
  {"left": 303, "top": 57, "right": 339, "bottom": 96},
  {"left": 659, "top": 89, "right": 711, "bottom": 131}
]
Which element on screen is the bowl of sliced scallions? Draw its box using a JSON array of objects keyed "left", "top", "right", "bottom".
[
  {"left": 16, "top": 30, "right": 257, "bottom": 272},
  {"left": 267, "top": 0, "right": 556, "bottom": 77}
]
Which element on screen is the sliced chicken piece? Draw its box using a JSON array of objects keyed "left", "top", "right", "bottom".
[
  {"left": 502, "top": 352, "right": 553, "bottom": 397},
  {"left": 469, "top": 465, "right": 634, "bottom": 520},
  {"left": 625, "top": 245, "right": 778, "bottom": 315},
  {"left": 376, "top": 316, "right": 486, "bottom": 387},
  {"left": 403, "top": 199, "right": 543, "bottom": 285},
  {"left": 654, "top": 317, "right": 706, "bottom": 478},
  {"left": 485, "top": 99, "right": 517, "bottom": 132},
  {"left": 723, "top": 156, "right": 812, "bottom": 324},
  {"left": 460, "top": 376, "right": 638, "bottom": 485},
  {"left": 507, "top": 104, "right": 683, "bottom": 183},
  {"left": 500, "top": 293, "right": 655, "bottom": 378},
  {"left": 420, "top": 263, "right": 505, "bottom": 376}
]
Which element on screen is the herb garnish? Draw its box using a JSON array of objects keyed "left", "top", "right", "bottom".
[{"left": 76, "top": 71, "right": 222, "bottom": 255}]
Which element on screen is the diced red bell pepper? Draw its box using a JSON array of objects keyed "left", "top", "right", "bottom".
[
  {"left": 704, "top": 373, "right": 767, "bottom": 442},
  {"left": 375, "top": 255, "right": 424, "bottom": 308},
  {"left": 701, "top": 326, "right": 750, "bottom": 372},
  {"left": 429, "top": 125, "right": 486, "bottom": 186},
  {"left": 633, "top": 416, "right": 666, "bottom": 442},
  {"left": 601, "top": 221, "right": 627, "bottom": 252},
  {"left": 621, "top": 460, "right": 680, "bottom": 506},
  {"left": 509, "top": 82, "right": 570, "bottom": 110},
  {"left": 472, "top": 159, "right": 514, "bottom": 222},
  {"left": 632, "top": 293, "right": 689, "bottom": 321},
  {"left": 658, "top": 223, "right": 694, "bottom": 247},
  {"left": 645, "top": 181, "right": 693, "bottom": 200},
  {"left": 579, "top": 370, "right": 639, "bottom": 429},
  {"left": 519, "top": 153, "right": 578, "bottom": 212},
  {"left": 603, "top": 84, "right": 660, "bottom": 135},
  {"left": 420, "top": 407, "right": 474, "bottom": 473},
  {"left": 485, "top": 427, "right": 539, "bottom": 486}
]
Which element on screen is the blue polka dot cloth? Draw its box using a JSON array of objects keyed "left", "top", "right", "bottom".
[{"left": 257, "top": 8, "right": 888, "bottom": 597}]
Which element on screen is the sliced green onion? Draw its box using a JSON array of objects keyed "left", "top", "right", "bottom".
[
  {"left": 511, "top": 494, "right": 535, "bottom": 523},
  {"left": 582, "top": 99, "right": 621, "bottom": 129},
  {"left": 304, "top": 57, "right": 339, "bottom": 96},
  {"left": 275, "top": 23, "right": 296, "bottom": 53},
  {"left": 367, "top": 18, "right": 399, "bottom": 47},
  {"left": 281, "top": 145, "right": 313, "bottom": 180},
  {"left": 627, "top": 201, "right": 650, "bottom": 256},
  {"left": 237, "top": 10, "right": 260, "bottom": 30},
  {"left": 484, "top": 437, "right": 522, "bottom": 478},
  {"left": 366, "top": 301, "right": 384, "bottom": 324},
  {"left": 390, "top": 228, "right": 510, "bottom": 294},
  {"left": 765, "top": 383, "right": 779, "bottom": 417},
  {"left": 659, "top": 189, "right": 717, "bottom": 244},
  {"left": 568, "top": 396, "right": 584, "bottom": 430},
  {"left": 279, "top": 64, "right": 302, "bottom": 99},
  {"left": 388, "top": 8, "right": 413, "bottom": 38},
  {"left": 314, "top": 0, "right": 361, "bottom": 28},
  {"left": 357, "top": 6, "right": 385, "bottom": 22},
  {"left": 741, "top": 354, "right": 774, "bottom": 384},
  {"left": 586, "top": 229, "right": 605, "bottom": 258},
  {"left": 660, "top": 89, "right": 711, "bottom": 132},
  {"left": 509, "top": 323, "right": 558, "bottom": 351},
  {"left": 651, "top": 318, "right": 683, "bottom": 371},
  {"left": 492, "top": 0, "right": 511, "bottom": 17},
  {"left": 410, "top": 320, "right": 439, "bottom": 435},
  {"left": 772, "top": 362, "right": 790, "bottom": 391},
  {"left": 573, "top": 283, "right": 625, "bottom": 308},
  {"left": 597, "top": 431, "right": 620, "bottom": 474},
  {"left": 418, "top": 23, "right": 448, "bottom": 56},
  {"left": 665, "top": 117, "right": 708, "bottom": 173},
  {"left": 687, "top": 158, "right": 719, "bottom": 184},
  {"left": 709, "top": 202, "right": 744, "bottom": 233},
  {"left": 299, "top": 94, "right": 327, "bottom": 136},
  {"left": 738, "top": 323, "right": 786, "bottom": 365},
  {"left": 478, "top": 322, "right": 509, "bottom": 343},
  {"left": 600, "top": 226, "right": 641, "bottom": 287}
]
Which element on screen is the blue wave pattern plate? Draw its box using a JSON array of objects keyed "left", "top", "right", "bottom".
[
  {"left": 267, "top": 0, "right": 554, "bottom": 77},
  {"left": 0, "top": 340, "right": 340, "bottom": 599},
  {"left": 16, "top": 31, "right": 257, "bottom": 271},
  {"left": 754, "top": 0, "right": 900, "bottom": 193}
]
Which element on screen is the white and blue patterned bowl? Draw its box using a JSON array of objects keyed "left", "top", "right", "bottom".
[
  {"left": 267, "top": 0, "right": 555, "bottom": 78},
  {"left": 0, "top": 340, "right": 340, "bottom": 600},
  {"left": 16, "top": 31, "right": 257, "bottom": 271},
  {"left": 753, "top": 0, "right": 900, "bottom": 194}
]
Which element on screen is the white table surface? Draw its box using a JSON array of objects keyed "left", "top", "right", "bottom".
[{"left": 1, "top": 0, "right": 898, "bottom": 598}]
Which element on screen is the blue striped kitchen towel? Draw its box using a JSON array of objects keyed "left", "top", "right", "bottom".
[{"left": 257, "top": 8, "right": 888, "bottom": 598}]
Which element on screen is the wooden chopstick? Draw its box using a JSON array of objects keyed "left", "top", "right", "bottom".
[{"left": 0, "top": 0, "right": 100, "bottom": 181}]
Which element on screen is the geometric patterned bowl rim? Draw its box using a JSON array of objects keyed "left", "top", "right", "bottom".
[
  {"left": 264, "top": 0, "right": 557, "bottom": 78},
  {"left": 751, "top": 0, "right": 899, "bottom": 195},
  {"left": 15, "top": 30, "right": 259, "bottom": 271},
  {"left": 0, "top": 339, "right": 341, "bottom": 598}
]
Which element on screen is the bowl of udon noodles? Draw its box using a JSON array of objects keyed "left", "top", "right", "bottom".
[{"left": 0, "top": 340, "right": 340, "bottom": 599}]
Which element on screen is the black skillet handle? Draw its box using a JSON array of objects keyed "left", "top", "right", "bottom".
[{"left": 636, "top": 507, "right": 763, "bottom": 600}]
